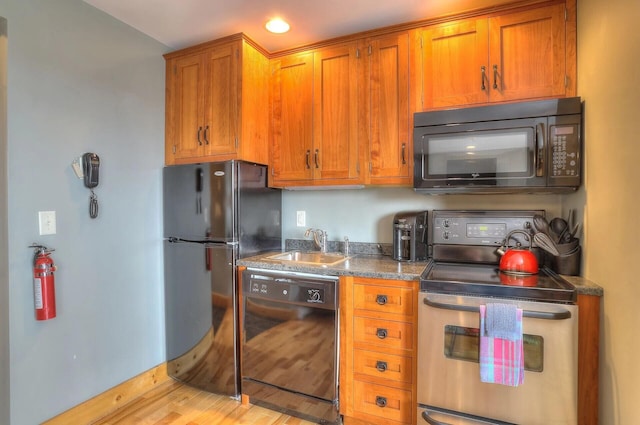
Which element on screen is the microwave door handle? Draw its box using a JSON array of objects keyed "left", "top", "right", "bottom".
[
  {"left": 535, "top": 122, "right": 545, "bottom": 177},
  {"left": 423, "top": 297, "right": 572, "bottom": 320}
]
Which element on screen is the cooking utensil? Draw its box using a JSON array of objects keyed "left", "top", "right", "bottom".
[
  {"left": 533, "top": 214, "right": 551, "bottom": 235},
  {"left": 498, "top": 230, "right": 539, "bottom": 275},
  {"left": 549, "top": 217, "right": 570, "bottom": 243},
  {"left": 533, "top": 232, "right": 560, "bottom": 256}
]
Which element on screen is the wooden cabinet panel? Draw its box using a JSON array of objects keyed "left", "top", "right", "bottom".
[
  {"left": 270, "top": 52, "right": 314, "bottom": 182},
  {"left": 354, "top": 317, "right": 413, "bottom": 351},
  {"left": 353, "top": 380, "right": 413, "bottom": 424},
  {"left": 313, "top": 43, "right": 360, "bottom": 182},
  {"left": 489, "top": 3, "right": 566, "bottom": 102},
  {"left": 353, "top": 349, "right": 412, "bottom": 384},
  {"left": 421, "top": 19, "right": 489, "bottom": 109},
  {"left": 367, "top": 32, "right": 412, "bottom": 184},
  {"left": 168, "top": 54, "right": 206, "bottom": 161},
  {"left": 202, "top": 44, "right": 237, "bottom": 156},
  {"left": 353, "top": 283, "right": 414, "bottom": 317}
]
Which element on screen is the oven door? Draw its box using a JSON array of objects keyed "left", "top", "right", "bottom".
[
  {"left": 414, "top": 118, "right": 546, "bottom": 191},
  {"left": 417, "top": 292, "right": 578, "bottom": 425}
]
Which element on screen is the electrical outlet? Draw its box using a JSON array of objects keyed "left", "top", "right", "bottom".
[
  {"left": 296, "top": 211, "right": 306, "bottom": 227},
  {"left": 38, "top": 211, "right": 57, "bottom": 235}
]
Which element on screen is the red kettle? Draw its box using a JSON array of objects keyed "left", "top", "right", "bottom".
[{"left": 497, "top": 230, "right": 539, "bottom": 275}]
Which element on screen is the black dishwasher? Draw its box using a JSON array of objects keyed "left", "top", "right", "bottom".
[{"left": 241, "top": 268, "right": 339, "bottom": 424}]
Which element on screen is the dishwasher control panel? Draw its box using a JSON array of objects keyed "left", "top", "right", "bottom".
[{"left": 242, "top": 269, "right": 337, "bottom": 309}]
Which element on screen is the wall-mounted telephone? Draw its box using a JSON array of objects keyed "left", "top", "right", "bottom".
[{"left": 82, "top": 153, "right": 100, "bottom": 189}]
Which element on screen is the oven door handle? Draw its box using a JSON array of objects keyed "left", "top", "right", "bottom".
[{"left": 423, "top": 297, "right": 572, "bottom": 320}]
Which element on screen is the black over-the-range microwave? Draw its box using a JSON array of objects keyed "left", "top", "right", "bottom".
[{"left": 413, "top": 97, "right": 583, "bottom": 194}]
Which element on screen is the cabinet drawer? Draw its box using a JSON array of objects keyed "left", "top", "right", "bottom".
[
  {"left": 354, "top": 317, "right": 413, "bottom": 350},
  {"left": 353, "top": 380, "right": 413, "bottom": 423},
  {"left": 354, "top": 349, "right": 412, "bottom": 384},
  {"left": 354, "top": 284, "right": 414, "bottom": 316}
]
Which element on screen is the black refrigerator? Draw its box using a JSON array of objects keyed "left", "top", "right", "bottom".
[{"left": 163, "top": 160, "right": 281, "bottom": 397}]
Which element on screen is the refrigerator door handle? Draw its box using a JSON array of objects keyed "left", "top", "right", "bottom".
[{"left": 166, "top": 237, "right": 238, "bottom": 246}]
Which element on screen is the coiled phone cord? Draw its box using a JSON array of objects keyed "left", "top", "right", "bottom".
[{"left": 89, "top": 190, "right": 98, "bottom": 219}]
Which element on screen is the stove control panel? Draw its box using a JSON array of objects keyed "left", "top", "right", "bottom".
[{"left": 432, "top": 210, "right": 543, "bottom": 246}]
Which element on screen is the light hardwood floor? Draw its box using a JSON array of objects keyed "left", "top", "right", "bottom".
[{"left": 91, "top": 380, "right": 319, "bottom": 425}]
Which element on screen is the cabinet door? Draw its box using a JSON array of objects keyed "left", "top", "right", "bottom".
[
  {"left": 168, "top": 54, "right": 206, "bottom": 161},
  {"left": 368, "top": 33, "right": 411, "bottom": 184},
  {"left": 270, "top": 52, "right": 314, "bottom": 183},
  {"left": 203, "top": 43, "right": 238, "bottom": 156},
  {"left": 421, "top": 18, "right": 489, "bottom": 109},
  {"left": 489, "top": 4, "right": 566, "bottom": 102},
  {"left": 313, "top": 43, "right": 361, "bottom": 182}
]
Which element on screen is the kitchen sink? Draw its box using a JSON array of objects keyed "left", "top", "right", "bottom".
[{"left": 266, "top": 251, "right": 350, "bottom": 266}]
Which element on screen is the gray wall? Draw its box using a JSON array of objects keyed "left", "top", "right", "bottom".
[
  {"left": 282, "top": 188, "right": 563, "bottom": 244},
  {"left": 0, "top": 15, "right": 9, "bottom": 425},
  {"left": 1, "top": 0, "right": 168, "bottom": 423}
]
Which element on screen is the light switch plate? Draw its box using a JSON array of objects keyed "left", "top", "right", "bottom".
[
  {"left": 38, "top": 211, "right": 56, "bottom": 235},
  {"left": 296, "top": 211, "right": 306, "bottom": 227}
]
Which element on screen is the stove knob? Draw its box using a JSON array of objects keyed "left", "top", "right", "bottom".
[{"left": 443, "top": 231, "right": 450, "bottom": 240}]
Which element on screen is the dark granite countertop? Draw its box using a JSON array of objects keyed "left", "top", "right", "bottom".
[
  {"left": 237, "top": 251, "right": 603, "bottom": 296},
  {"left": 560, "top": 275, "right": 604, "bottom": 297},
  {"left": 237, "top": 251, "right": 427, "bottom": 281}
]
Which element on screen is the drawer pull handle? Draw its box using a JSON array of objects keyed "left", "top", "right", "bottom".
[
  {"left": 376, "top": 294, "right": 388, "bottom": 305},
  {"left": 376, "top": 361, "right": 388, "bottom": 372},
  {"left": 375, "top": 396, "right": 387, "bottom": 408},
  {"left": 376, "top": 328, "right": 388, "bottom": 339}
]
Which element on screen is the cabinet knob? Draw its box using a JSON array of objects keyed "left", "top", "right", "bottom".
[
  {"left": 376, "top": 328, "right": 388, "bottom": 339},
  {"left": 375, "top": 396, "right": 387, "bottom": 408},
  {"left": 376, "top": 294, "right": 388, "bottom": 305},
  {"left": 305, "top": 150, "right": 311, "bottom": 169},
  {"left": 375, "top": 360, "right": 388, "bottom": 372}
]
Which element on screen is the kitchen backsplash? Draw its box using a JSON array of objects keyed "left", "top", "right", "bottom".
[{"left": 285, "top": 239, "right": 394, "bottom": 257}]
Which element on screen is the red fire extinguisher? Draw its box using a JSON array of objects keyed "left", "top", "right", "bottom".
[{"left": 29, "top": 244, "right": 57, "bottom": 320}]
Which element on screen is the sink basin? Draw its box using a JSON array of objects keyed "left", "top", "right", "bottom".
[{"left": 266, "top": 251, "right": 350, "bottom": 266}]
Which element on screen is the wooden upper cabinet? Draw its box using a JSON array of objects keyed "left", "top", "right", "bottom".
[
  {"left": 270, "top": 52, "right": 314, "bottom": 182},
  {"left": 313, "top": 43, "right": 360, "bottom": 183},
  {"left": 202, "top": 44, "right": 238, "bottom": 157},
  {"left": 168, "top": 53, "right": 207, "bottom": 161},
  {"left": 164, "top": 35, "right": 269, "bottom": 165},
  {"left": 419, "top": 3, "right": 569, "bottom": 110},
  {"left": 270, "top": 42, "right": 361, "bottom": 187},
  {"left": 489, "top": 3, "right": 567, "bottom": 102},
  {"left": 365, "top": 32, "right": 412, "bottom": 185},
  {"left": 421, "top": 19, "right": 489, "bottom": 109}
]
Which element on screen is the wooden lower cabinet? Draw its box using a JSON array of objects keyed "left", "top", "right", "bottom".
[{"left": 341, "top": 276, "right": 418, "bottom": 425}]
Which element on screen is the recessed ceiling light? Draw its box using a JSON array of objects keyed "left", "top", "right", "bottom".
[{"left": 266, "top": 18, "right": 290, "bottom": 34}]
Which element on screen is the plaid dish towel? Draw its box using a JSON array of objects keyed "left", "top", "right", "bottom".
[{"left": 479, "top": 304, "right": 525, "bottom": 386}]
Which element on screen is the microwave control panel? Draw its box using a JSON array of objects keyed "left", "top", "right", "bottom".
[{"left": 549, "top": 123, "right": 580, "bottom": 180}]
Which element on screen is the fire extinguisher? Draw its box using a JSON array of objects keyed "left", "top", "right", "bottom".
[{"left": 29, "top": 244, "right": 57, "bottom": 321}]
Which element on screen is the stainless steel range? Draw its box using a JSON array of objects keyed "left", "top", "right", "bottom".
[{"left": 418, "top": 210, "right": 578, "bottom": 425}]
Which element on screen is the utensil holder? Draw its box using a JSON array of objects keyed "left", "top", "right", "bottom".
[{"left": 550, "top": 245, "right": 581, "bottom": 276}]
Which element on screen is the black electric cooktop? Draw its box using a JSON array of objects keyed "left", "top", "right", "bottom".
[{"left": 421, "top": 262, "right": 577, "bottom": 304}]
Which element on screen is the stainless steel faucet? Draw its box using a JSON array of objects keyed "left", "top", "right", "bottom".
[{"left": 305, "top": 228, "right": 328, "bottom": 253}]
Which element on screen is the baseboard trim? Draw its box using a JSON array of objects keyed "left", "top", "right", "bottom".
[{"left": 42, "top": 363, "right": 170, "bottom": 425}]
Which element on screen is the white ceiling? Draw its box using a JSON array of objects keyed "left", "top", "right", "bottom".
[{"left": 83, "top": 0, "right": 515, "bottom": 53}]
